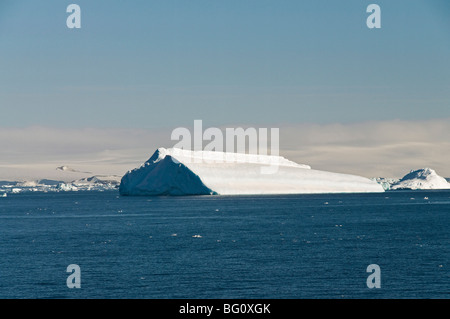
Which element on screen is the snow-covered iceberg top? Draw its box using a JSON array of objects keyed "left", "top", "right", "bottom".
[
  {"left": 391, "top": 168, "right": 450, "bottom": 190},
  {"left": 119, "top": 148, "right": 384, "bottom": 196},
  {"left": 149, "top": 147, "right": 311, "bottom": 169}
]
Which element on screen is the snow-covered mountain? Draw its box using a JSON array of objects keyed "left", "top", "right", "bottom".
[
  {"left": 119, "top": 148, "right": 384, "bottom": 196},
  {"left": 390, "top": 168, "right": 450, "bottom": 190},
  {"left": 73, "top": 175, "right": 122, "bottom": 186}
]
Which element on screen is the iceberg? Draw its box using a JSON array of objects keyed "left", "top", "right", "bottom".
[
  {"left": 371, "top": 177, "right": 400, "bottom": 191},
  {"left": 119, "top": 148, "right": 384, "bottom": 196},
  {"left": 391, "top": 168, "right": 450, "bottom": 190},
  {"left": 72, "top": 175, "right": 122, "bottom": 189},
  {"left": 0, "top": 175, "right": 122, "bottom": 194},
  {"left": 57, "top": 183, "right": 79, "bottom": 192}
]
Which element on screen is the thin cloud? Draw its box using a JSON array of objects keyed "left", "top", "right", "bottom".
[
  {"left": 0, "top": 119, "right": 449, "bottom": 180},
  {"left": 280, "top": 119, "right": 450, "bottom": 178}
]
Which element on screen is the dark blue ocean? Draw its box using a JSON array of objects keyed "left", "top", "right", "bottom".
[{"left": 0, "top": 190, "right": 448, "bottom": 299}]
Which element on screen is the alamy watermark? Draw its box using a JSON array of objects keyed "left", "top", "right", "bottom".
[
  {"left": 66, "top": 264, "right": 81, "bottom": 289},
  {"left": 366, "top": 4, "right": 381, "bottom": 29},
  {"left": 171, "top": 120, "right": 281, "bottom": 174},
  {"left": 66, "top": 4, "right": 81, "bottom": 29},
  {"left": 366, "top": 264, "right": 381, "bottom": 289},
  {"left": 66, "top": 4, "right": 381, "bottom": 30}
]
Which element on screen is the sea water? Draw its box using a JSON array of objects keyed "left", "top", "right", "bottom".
[{"left": 0, "top": 191, "right": 448, "bottom": 299}]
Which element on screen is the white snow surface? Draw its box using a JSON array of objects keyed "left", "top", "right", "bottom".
[
  {"left": 120, "top": 148, "right": 384, "bottom": 196},
  {"left": 391, "top": 168, "right": 450, "bottom": 190}
]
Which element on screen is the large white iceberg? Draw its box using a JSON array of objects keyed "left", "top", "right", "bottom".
[
  {"left": 119, "top": 148, "right": 384, "bottom": 196},
  {"left": 391, "top": 168, "right": 450, "bottom": 190}
]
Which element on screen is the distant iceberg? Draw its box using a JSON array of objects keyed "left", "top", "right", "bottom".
[
  {"left": 0, "top": 175, "right": 122, "bottom": 194},
  {"left": 119, "top": 148, "right": 384, "bottom": 196},
  {"left": 391, "top": 168, "right": 450, "bottom": 190},
  {"left": 371, "top": 177, "right": 400, "bottom": 191}
]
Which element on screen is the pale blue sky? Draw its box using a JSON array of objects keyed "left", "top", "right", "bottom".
[{"left": 1, "top": 0, "right": 449, "bottom": 129}]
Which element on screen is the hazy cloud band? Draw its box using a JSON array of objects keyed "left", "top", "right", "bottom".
[{"left": 1, "top": 119, "right": 449, "bottom": 180}]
